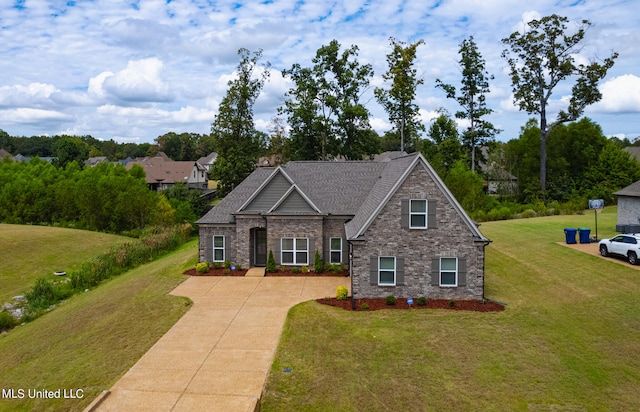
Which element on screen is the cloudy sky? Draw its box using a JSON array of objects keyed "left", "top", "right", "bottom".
[{"left": 0, "top": 0, "right": 638, "bottom": 144}]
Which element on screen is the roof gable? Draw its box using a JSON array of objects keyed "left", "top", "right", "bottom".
[
  {"left": 345, "top": 153, "right": 488, "bottom": 242},
  {"left": 269, "top": 185, "right": 321, "bottom": 214},
  {"left": 238, "top": 168, "right": 293, "bottom": 212}
]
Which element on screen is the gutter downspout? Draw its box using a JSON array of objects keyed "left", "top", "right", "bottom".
[{"left": 349, "top": 240, "right": 355, "bottom": 310}]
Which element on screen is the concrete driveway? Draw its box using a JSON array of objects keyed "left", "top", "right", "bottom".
[{"left": 91, "top": 275, "right": 350, "bottom": 412}]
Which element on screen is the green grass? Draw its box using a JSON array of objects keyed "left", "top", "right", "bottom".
[
  {"left": 0, "top": 224, "right": 130, "bottom": 303},
  {"left": 262, "top": 207, "right": 640, "bottom": 411},
  {"left": 0, "top": 240, "right": 196, "bottom": 412}
]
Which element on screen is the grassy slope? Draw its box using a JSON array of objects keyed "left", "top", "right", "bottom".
[
  {"left": 262, "top": 208, "right": 640, "bottom": 411},
  {"left": 0, "top": 240, "right": 196, "bottom": 412},
  {"left": 0, "top": 224, "right": 130, "bottom": 302}
]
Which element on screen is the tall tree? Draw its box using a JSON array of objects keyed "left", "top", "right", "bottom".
[
  {"left": 282, "top": 40, "right": 374, "bottom": 160},
  {"left": 375, "top": 37, "right": 425, "bottom": 153},
  {"left": 501, "top": 14, "right": 617, "bottom": 198},
  {"left": 436, "top": 36, "right": 499, "bottom": 172},
  {"left": 423, "top": 110, "right": 463, "bottom": 176},
  {"left": 210, "top": 49, "right": 270, "bottom": 196}
]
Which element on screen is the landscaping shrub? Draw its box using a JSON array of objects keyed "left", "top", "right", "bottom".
[
  {"left": 213, "top": 261, "right": 222, "bottom": 269},
  {"left": 224, "top": 259, "right": 231, "bottom": 269},
  {"left": 301, "top": 265, "right": 309, "bottom": 274},
  {"left": 417, "top": 296, "right": 426, "bottom": 306},
  {"left": 196, "top": 262, "right": 209, "bottom": 274},
  {"left": 223, "top": 268, "right": 230, "bottom": 274},
  {"left": 449, "top": 299, "right": 456, "bottom": 307},
  {"left": 236, "top": 264, "right": 243, "bottom": 271},
  {"left": 291, "top": 267, "right": 300, "bottom": 274},
  {"left": 360, "top": 302, "right": 369, "bottom": 310},
  {"left": 385, "top": 295, "right": 396, "bottom": 305},
  {"left": 336, "top": 286, "right": 348, "bottom": 300},
  {"left": 314, "top": 250, "right": 323, "bottom": 273},
  {"left": 266, "top": 250, "right": 276, "bottom": 273}
]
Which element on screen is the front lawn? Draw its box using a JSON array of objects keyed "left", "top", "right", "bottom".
[{"left": 261, "top": 208, "right": 640, "bottom": 410}]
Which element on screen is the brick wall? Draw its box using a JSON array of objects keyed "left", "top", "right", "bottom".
[
  {"left": 198, "top": 224, "right": 237, "bottom": 264},
  {"left": 235, "top": 216, "right": 267, "bottom": 268},
  {"left": 266, "top": 216, "right": 324, "bottom": 267},
  {"left": 352, "top": 164, "right": 485, "bottom": 300}
]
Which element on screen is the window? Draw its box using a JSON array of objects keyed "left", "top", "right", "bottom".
[
  {"left": 281, "top": 237, "right": 308, "bottom": 265},
  {"left": 213, "top": 235, "right": 225, "bottom": 262},
  {"left": 330, "top": 237, "right": 342, "bottom": 264},
  {"left": 379, "top": 256, "right": 396, "bottom": 286},
  {"left": 440, "top": 257, "right": 457, "bottom": 286},
  {"left": 409, "top": 199, "right": 427, "bottom": 228}
]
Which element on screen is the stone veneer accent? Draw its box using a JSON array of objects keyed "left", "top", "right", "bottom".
[
  {"left": 235, "top": 216, "right": 267, "bottom": 268},
  {"left": 351, "top": 164, "right": 485, "bottom": 300}
]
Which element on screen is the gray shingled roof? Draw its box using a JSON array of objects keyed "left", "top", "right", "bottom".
[{"left": 614, "top": 180, "right": 640, "bottom": 197}]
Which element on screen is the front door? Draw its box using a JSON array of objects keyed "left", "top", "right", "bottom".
[{"left": 254, "top": 228, "right": 267, "bottom": 266}]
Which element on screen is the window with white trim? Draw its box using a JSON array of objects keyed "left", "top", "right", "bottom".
[
  {"left": 281, "top": 237, "right": 308, "bottom": 265},
  {"left": 213, "top": 235, "right": 225, "bottom": 262},
  {"left": 410, "top": 199, "right": 427, "bottom": 228},
  {"left": 330, "top": 237, "right": 342, "bottom": 264},
  {"left": 440, "top": 257, "right": 457, "bottom": 286},
  {"left": 379, "top": 256, "right": 396, "bottom": 286}
]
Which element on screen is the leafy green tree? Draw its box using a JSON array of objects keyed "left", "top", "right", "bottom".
[
  {"left": 423, "top": 110, "right": 463, "bottom": 176},
  {"left": 210, "top": 48, "right": 270, "bottom": 196},
  {"left": 266, "top": 116, "right": 292, "bottom": 165},
  {"left": 445, "top": 160, "right": 487, "bottom": 212},
  {"left": 584, "top": 141, "right": 640, "bottom": 203},
  {"left": 282, "top": 40, "right": 374, "bottom": 160},
  {"left": 501, "top": 14, "right": 618, "bottom": 197},
  {"left": 436, "top": 36, "right": 499, "bottom": 171},
  {"left": 155, "top": 132, "right": 202, "bottom": 160},
  {"left": 375, "top": 38, "right": 425, "bottom": 153},
  {"left": 52, "top": 136, "right": 90, "bottom": 168}
]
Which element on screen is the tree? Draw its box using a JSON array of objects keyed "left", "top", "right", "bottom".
[
  {"left": 501, "top": 14, "right": 618, "bottom": 198},
  {"left": 52, "top": 136, "right": 90, "bottom": 168},
  {"left": 266, "top": 116, "right": 291, "bottom": 165},
  {"left": 423, "top": 110, "right": 463, "bottom": 177},
  {"left": 375, "top": 38, "right": 425, "bottom": 153},
  {"left": 155, "top": 132, "right": 200, "bottom": 160},
  {"left": 210, "top": 48, "right": 270, "bottom": 196},
  {"left": 436, "top": 36, "right": 499, "bottom": 171},
  {"left": 282, "top": 40, "right": 375, "bottom": 160}
]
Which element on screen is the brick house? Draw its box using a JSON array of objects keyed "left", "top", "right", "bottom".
[{"left": 196, "top": 152, "right": 491, "bottom": 300}]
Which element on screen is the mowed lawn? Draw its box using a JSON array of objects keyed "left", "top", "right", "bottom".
[
  {"left": 0, "top": 224, "right": 131, "bottom": 303},
  {"left": 0, "top": 240, "right": 196, "bottom": 412},
  {"left": 262, "top": 208, "right": 640, "bottom": 411}
]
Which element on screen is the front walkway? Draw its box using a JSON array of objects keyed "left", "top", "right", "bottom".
[{"left": 92, "top": 276, "right": 350, "bottom": 412}]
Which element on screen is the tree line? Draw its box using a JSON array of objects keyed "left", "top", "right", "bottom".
[{"left": 0, "top": 158, "right": 206, "bottom": 234}]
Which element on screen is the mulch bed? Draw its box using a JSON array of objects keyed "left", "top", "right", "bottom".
[
  {"left": 265, "top": 269, "right": 348, "bottom": 277},
  {"left": 183, "top": 267, "right": 248, "bottom": 276},
  {"left": 318, "top": 297, "right": 505, "bottom": 312}
]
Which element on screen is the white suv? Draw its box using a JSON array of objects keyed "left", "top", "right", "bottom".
[{"left": 599, "top": 234, "right": 640, "bottom": 265}]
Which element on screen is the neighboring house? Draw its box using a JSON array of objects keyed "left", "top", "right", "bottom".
[
  {"left": 197, "top": 152, "right": 491, "bottom": 300},
  {"left": 478, "top": 147, "right": 518, "bottom": 196},
  {"left": 0, "top": 148, "right": 12, "bottom": 159},
  {"left": 126, "top": 152, "right": 208, "bottom": 191},
  {"left": 196, "top": 152, "right": 218, "bottom": 173},
  {"left": 623, "top": 146, "right": 640, "bottom": 163},
  {"left": 614, "top": 180, "right": 640, "bottom": 232},
  {"left": 84, "top": 156, "right": 109, "bottom": 167}
]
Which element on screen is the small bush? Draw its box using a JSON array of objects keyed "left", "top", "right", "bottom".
[
  {"left": 213, "top": 261, "right": 222, "bottom": 269},
  {"left": 448, "top": 299, "right": 456, "bottom": 307},
  {"left": 25, "top": 278, "right": 57, "bottom": 310},
  {"left": 314, "top": 250, "right": 323, "bottom": 273},
  {"left": 0, "top": 311, "right": 16, "bottom": 331},
  {"left": 385, "top": 295, "right": 396, "bottom": 306},
  {"left": 332, "top": 264, "right": 342, "bottom": 275},
  {"left": 236, "top": 264, "right": 243, "bottom": 271},
  {"left": 224, "top": 259, "right": 231, "bottom": 269},
  {"left": 291, "top": 267, "right": 300, "bottom": 274},
  {"left": 223, "top": 268, "right": 230, "bottom": 274},
  {"left": 417, "top": 296, "right": 426, "bottom": 306},
  {"left": 301, "top": 265, "right": 309, "bottom": 274},
  {"left": 336, "top": 286, "right": 348, "bottom": 300},
  {"left": 361, "top": 302, "right": 369, "bottom": 310},
  {"left": 196, "top": 262, "right": 209, "bottom": 274},
  {"left": 266, "top": 250, "right": 276, "bottom": 273},
  {"left": 520, "top": 209, "right": 537, "bottom": 219}
]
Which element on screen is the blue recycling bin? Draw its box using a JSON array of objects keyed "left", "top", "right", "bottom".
[
  {"left": 564, "top": 228, "right": 577, "bottom": 244},
  {"left": 578, "top": 228, "right": 591, "bottom": 244}
]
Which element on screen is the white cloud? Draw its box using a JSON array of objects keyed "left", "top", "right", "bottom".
[
  {"left": 591, "top": 74, "right": 640, "bottom": 113},
  {"left": 96, "top": 58, "right": 175, "bottom": 103}
]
